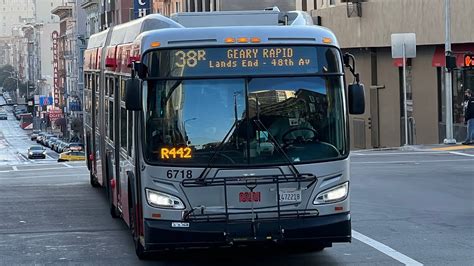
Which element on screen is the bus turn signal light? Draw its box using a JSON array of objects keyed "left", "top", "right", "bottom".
[
  {"left": 150, "top": 41, "right": 161, "bottom": 47},
  {"left": 322, "top": 37, "right": 332, "bottom": 44}
]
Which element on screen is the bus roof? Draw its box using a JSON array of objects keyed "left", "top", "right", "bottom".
[
  {"left": 136, "top": 25, "right": 339, "bottom": 53},
  {"left": 171, "top": 10, "right": 313, "bottom": 27},
  {"left": 87, "top": 14, "right": 182, "bottom": 49}
]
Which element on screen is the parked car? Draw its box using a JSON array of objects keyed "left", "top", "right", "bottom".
[
  {"left": 27, "top": 145, "right": 46, "bottom": 159},
  {"left": 30, "top": 130, "right": 41, "bottom": 141},
  {"left": 47, "top": 137, "right": 58, "bottom": 149},
  {"left": 14, "top": 109, "right": 27, "bottom": 120},
  {"left": 36, "top": 132, "right": 46, "bottom": 144},
  {"left": 63, "top": 142, "right": 84, "bottom": 152},
  {"left": 57, "top": 151, "right": 85, "bottom": 162},
  {"left": 41, "top": 134, "right": 54, "bottom": 146},
  {"left": 0, "top": 111, "right": 7, "bottom": 120},
  {"left": 55, "top": 140, "right": 67, "bottom": 153}
]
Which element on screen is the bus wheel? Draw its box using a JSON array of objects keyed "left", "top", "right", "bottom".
[
  {"left": 129, "top": 204, "right": 149, "bottom": 260},
  {"left": 109, "top": 194, "right": 120, "bottom": 218},
  {"left": 135, "top": 238, "right": 149, "bottom": 260},
  {"left": 105, "top": 155, "right": 120, "bottom": 218},
  {"left": 90, "top": 172, "right": 100, "bottom": 188}
]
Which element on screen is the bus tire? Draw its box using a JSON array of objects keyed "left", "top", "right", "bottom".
[
  {"left": 135, "top": 238, "right": 149, "bottom": 260},
  {"left": 90, "top": 172, "right": 100, "bottom": 188},
  {"left": 106, "top": 155, "right": 120, "bottom": 218},
  {"left": 129, "top": 199, "right": 149, "bottom": 260}
]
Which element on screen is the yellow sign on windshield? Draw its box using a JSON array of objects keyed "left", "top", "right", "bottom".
[{"left": 160, "top": 147, "right": 192, "bottom": 159}]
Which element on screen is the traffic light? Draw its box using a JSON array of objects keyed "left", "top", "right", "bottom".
[{"left": 464, "top": 54, "right": 474, "bottom": 67}]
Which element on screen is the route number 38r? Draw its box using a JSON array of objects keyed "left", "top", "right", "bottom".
[{"left": 174, "top": 50, "right": 206, "bottom": 68}]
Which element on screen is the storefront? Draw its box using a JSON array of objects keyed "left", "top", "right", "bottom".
[{"left": 433, "top": 43, "right": 474, "bottom": 142}]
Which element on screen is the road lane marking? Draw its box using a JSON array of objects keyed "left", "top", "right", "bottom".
[
  {"left": 449, "top": 151, "right": 474, "bottom": 157},
  {"left": 352, "top": 151, "right": 448, "bottom": 156},
  {"left": 352, "top": 158, "right": 474, "bottom": 164},
  {"left": 0, "top": 174, "right": 89, "bottom": 181},
  {"left": 11, "top": 166, "right": 18, "bottom": 171},
  {"left": 63, "top": 163, "right": 74, "bottom": 168},
  {"left": 0, "top": 166, "right": 85, "bottom": 173},
  {"left": 352, "top": 230, "right": 423, "bottom": 266}
]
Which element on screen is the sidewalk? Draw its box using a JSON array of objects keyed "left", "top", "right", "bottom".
[
  {"left": 410, "top": 143, "right": 474, "bottom": 151},
  {"left": 352, "top": 143, "right": 474, "bottom": 152}
]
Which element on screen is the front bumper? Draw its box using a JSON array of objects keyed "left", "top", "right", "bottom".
[
  {"left": 144, "top": 212, "right": 351, "bottom": 250},
  {"left": 28, "top": 154, "right": 45, "bottom": 159}
]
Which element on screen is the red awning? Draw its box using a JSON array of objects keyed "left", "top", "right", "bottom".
[
  {"left": 393, "top": 58, "right": 407, "bottom": 67},
  {"left": 432, "top": 43, "right": 474, "bottom": 67}
]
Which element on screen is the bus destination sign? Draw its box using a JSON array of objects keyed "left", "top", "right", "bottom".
[{"left": 152, "top": 46, "right": 320, "bottom": 77}]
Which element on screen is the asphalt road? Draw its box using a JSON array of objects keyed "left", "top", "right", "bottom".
[
  {"left": 0, "top": 102, "right": 59, "bottom": 165},
  {"left": 0, "top": 116, "right": 473, "bottom": 265}
]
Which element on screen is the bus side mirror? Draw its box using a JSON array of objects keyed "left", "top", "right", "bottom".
[
  {"left": 125, "top": 79, "right": 142, "bottom": 111},
  {"left": 348, "top": 83, "right": 365, "bottom": 115}
]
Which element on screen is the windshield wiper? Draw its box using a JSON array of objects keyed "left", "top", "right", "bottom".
[
  {"left": 197, "top": 121, "right": 238, "bottom": 180},
  {"left": 164, "top": 80, "right": 182, "bottom": 103},
  {"left": 252, "top": 94, "right": 301, "bottom": 178}
]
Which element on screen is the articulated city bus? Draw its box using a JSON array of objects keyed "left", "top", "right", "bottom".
[{"left": 84, "top": 10, "right": 364, "bottom": 259}]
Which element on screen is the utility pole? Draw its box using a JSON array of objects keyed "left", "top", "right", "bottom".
[{"left": 443, "top": 0, "right": 456, "bottom": 144}]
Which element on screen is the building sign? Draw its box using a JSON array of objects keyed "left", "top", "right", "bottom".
[
  {"left": 49, "top": 109, "right": 63, "bottom": 123},
  {"left": 52, "top": 31, "right": 60, "bottom": 107},
  {"left": 134, "top": 0, "right": 150, "bottom": 19},
  {"left": 465, "top": 54, "right": 474, "bottom": 67}
]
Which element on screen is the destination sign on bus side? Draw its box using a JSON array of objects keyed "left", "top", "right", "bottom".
[{"left": 151, "top": 46, "right": 320, "bottom": 77}]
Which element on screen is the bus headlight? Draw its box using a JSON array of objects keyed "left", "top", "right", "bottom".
[
  {"left": 313, "top": 182, "right": 348, "bottom": 204},
  {"left": 146, "top": 189, "right": 185, "bottom": 209}
]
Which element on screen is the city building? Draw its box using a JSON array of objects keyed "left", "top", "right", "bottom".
[
  {"left": 0, "top": 0, "right": 35, "bottom": 37},
  {"left": 152, "top": 0, "right": 296, "bottom": 16},
  {"left": 153, "top": 0, "right": 183, "bottom": 16},
  {"left": 80, "top": 0, "right": 100, "bottom": 38},
  {"left": 0, "top": 0, "right": 35, "bottom": 94},
  {"left": 52, "top": 2, "right": 87, "bottom": 138},
  {"left": 0, "top": 0, "right": 63, "bottom": 101},
  {"left": 305, "top": 0, "right": 474, "bottom": 148},
  {"left": 100, "top": 0, "right": 132, "bottom": 30},
  {"left": 34, "top": 0, "right": 62, "bottom": 96}
]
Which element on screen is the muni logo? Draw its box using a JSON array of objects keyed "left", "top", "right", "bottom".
[{"left": 239, "top": 191, "right": 261, "bottom": 202}]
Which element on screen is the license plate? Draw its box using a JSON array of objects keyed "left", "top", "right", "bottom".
[{"left": 279, "top": 190, "right": 301, "bottom": 202}]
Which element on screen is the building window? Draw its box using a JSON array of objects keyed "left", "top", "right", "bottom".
[
  {"left": 176, "top": 1, "right": 180, "bottom": 12},
  {"left": 330, "top": 0, "right": 335, "bottom": 6}
]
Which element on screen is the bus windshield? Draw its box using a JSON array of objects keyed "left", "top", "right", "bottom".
[{"left": 143, "top": 76, "right": 347, "bottom": 166}]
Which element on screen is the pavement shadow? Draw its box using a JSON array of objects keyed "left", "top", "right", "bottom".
[{"left": 141, "top": 246, "right": 339, "bottom": 265}]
